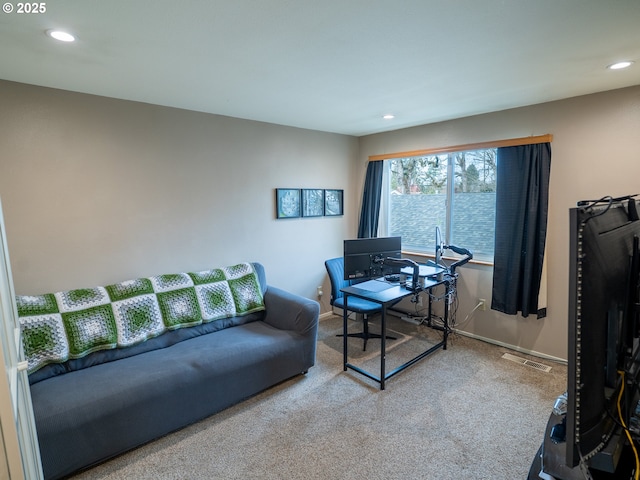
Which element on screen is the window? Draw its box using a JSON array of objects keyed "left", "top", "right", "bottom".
[{"left": 382, "top": 148, "right": 497, "bottom": 261}]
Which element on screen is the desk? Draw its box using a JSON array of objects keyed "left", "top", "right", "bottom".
[{"left": 341, "top": 276, "right": 449, "bottom": 390}]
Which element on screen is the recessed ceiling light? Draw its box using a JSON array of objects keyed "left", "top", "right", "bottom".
[
  {"left": 608, "top": 61, "right": 633, "bottom": 70},
  {"left": 383, "top": 114, "right": 395, "bottom": 120},
  {"left": 46, "top": 30, "right": 76, "bottom": 42}
]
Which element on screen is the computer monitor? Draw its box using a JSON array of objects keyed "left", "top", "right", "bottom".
[{"left": 343, "top": 236, "right": 402, "bottom": 280}]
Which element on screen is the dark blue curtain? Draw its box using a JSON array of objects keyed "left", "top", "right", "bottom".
[
  {"left": 357, "top": 161, "right": 384, "bottom": 238},
  {"left": 491, "top": 143, "right": 551, "bottom": 318}
]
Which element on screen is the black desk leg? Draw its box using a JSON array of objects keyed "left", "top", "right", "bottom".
[
  {"left": 443, "top": 280, "right": 449, "bottom": 350},
  {"left": 343, "top": 294, "right": 348, "bottom": 370},
  {"left": 380, "top": 306, "right": 386, "bottom": 390}
]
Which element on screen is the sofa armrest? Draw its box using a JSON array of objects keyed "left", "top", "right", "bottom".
[{"left": 263, "top": 286, "right": 319, "bottom": 336}]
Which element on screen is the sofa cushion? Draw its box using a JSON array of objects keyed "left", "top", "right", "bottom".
[{"left": 31, "top": 319, "right": 310, "bottom": 480}]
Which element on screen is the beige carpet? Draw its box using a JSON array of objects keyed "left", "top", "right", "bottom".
[{"left": 71, "top": 314, "right": 566, "bottom": 480}]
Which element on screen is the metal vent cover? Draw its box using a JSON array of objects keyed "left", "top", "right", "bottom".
[{"left": 501, "top": 352, "right": 552, "bottom": 373}]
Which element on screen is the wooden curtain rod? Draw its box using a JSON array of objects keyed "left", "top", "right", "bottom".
[{"left": 368, "top": 134, "right": 553, "bottom": 161}]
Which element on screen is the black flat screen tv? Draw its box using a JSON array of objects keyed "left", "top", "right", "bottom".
[
  {"left": 565, "top": 196, "right": 640, "bottom": 473},
  {"left": 343, "top": 236, "right": 402, "bottom": 281}
]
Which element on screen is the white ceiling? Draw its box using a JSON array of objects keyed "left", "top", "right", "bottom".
[{"left": 1, "top": 0, "right": 639, "bottom": 136}]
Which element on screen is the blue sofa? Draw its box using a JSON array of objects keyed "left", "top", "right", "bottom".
[{"left": 17, "top": 262, "right": 319, "bottom": 479}]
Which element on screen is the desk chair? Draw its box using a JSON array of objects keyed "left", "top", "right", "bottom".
[{"left": 324, "top": 257, "right": 396, "bottom": 351}]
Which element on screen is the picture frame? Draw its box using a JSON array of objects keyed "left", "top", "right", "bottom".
[
  {"left": 302, "top": 189, "right": 325, "bottom": 217},
  {"left": 276, "top": 189, "right": 301, "bottom": 219},
  {"left": 324, "top": 189, "right": 344, "bottom": 216}
]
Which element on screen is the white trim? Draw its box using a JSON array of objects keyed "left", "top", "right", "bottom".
[
  {"left": 321, "top": 307, "right": 567, "bottom": 365},
  {"left": 453, "top": 328, "right": 567, "bottom": 365}
]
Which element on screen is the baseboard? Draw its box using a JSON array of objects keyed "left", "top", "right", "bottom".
[
  {"left": 453, "top": 329, "right": 567, "bottom": 365},
  {"left": 319, "top": 309, "right": 567, "bottom": 365}
]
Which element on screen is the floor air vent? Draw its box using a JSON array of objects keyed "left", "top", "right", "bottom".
[{"left": 501, "top": 353, "right": 552, "bottom": 373}]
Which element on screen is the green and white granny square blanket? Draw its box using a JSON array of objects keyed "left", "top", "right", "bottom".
[{"left": 17, "top": 262, "right": 264, "bottom": 373}]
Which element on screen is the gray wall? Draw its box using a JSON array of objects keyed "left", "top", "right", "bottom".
[
  {"left": 3, "top": 79, "right": 640, "bottom": 361},
  {"left": 359, "top": 85, "right": 640, "bottom": 361},
  {"left": 0, "top": 80, "right": 357, "bottom": 314}
]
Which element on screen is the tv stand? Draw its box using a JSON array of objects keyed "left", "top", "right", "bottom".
[{"left": 528, "top": 411, "right": 635, "bottom": 480}]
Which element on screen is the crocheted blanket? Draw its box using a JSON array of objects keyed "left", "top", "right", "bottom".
[{"left": 17, "top": 263, "right": 264, "bottom": 374}]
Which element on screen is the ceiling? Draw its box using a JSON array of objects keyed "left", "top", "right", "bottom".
[{"left": 1, "top": 0, "right": 639, "bottom": 136}]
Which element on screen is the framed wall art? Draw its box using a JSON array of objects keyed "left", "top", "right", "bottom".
[
  {"left": 275, "top": 189, "right": 301, "bottom": 219},
  {"left": 302, "top": 189, "right": 324, "bottom": 217},
  {"left": 324, "top": 189, "right": 344, "bottom": 216}
]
